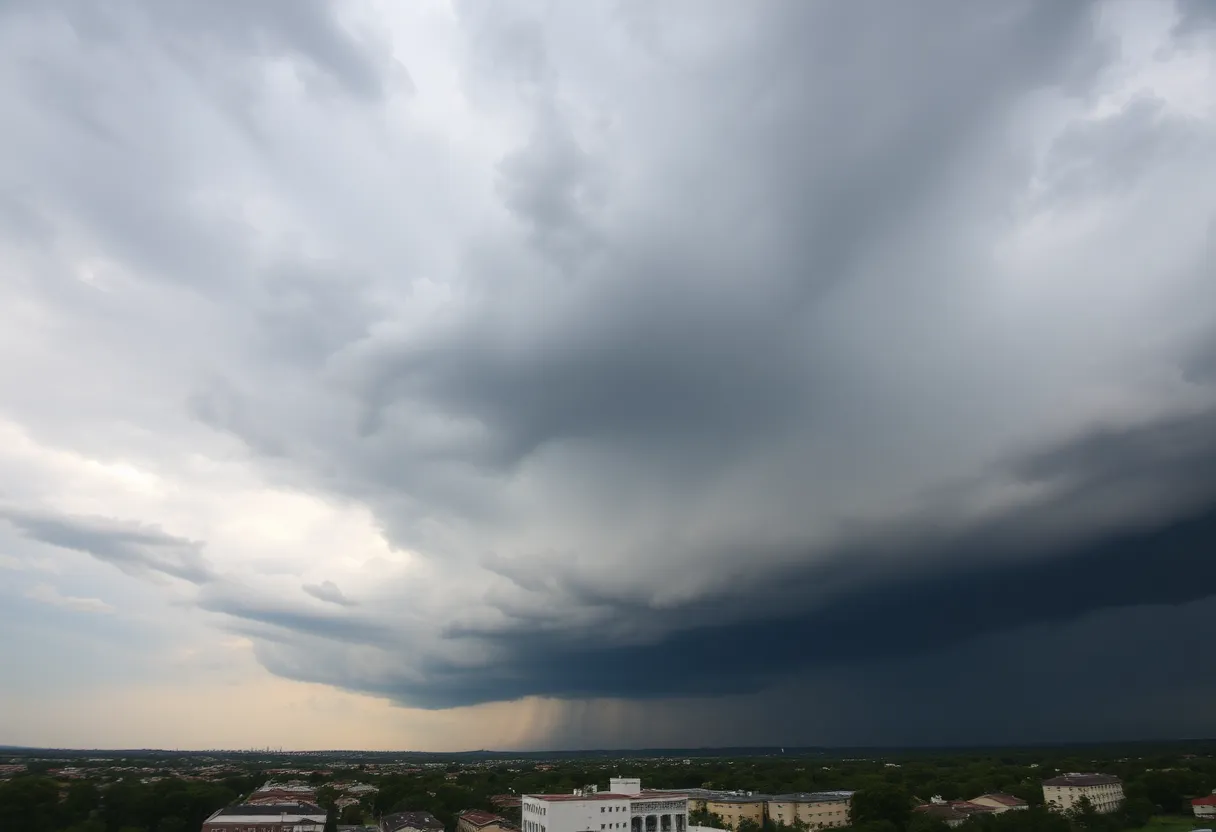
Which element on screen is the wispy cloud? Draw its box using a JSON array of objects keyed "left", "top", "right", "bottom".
[
  {"left": 0, "top": 507, "right": 215, "bottom": 585},
  {"left": 25, "top": 583, "right": 115, "bottom": 614},
  {"left": 303, "top": 580, "right": 357, "bottom": 607}
]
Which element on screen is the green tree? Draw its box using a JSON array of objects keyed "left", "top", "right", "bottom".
[
  {"left": 851, "top": 786, "right": 913, "bottom": 831},
  {"left": 156, "top": 816, "right": 187, "bottom": 832},
  {"left": 0, "top": 775, "right": 60, "bottom": 832},
  {"left": 325, "top": 806, "right": 339, "bottom": 832},
  {"left": 906, "top": 813, "right": 950, "bottom": 832}
]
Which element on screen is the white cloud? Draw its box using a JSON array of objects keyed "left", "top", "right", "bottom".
[{"left": 25, "top": 583, "right": 115, "bottom": 615}]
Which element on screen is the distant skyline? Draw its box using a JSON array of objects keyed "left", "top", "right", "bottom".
[{"left": 2, "top": 0, "right": 1216, "bottom": 751}]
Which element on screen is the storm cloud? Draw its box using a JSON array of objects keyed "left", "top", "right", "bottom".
[{"left": 1, "top": 0, "right": 1216, "bottom": 748}]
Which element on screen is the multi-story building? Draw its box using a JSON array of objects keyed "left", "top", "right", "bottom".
[
  {"left": 1042, "top": 774, "right": 1123, "bottom": 814},
  {"left": 201, "top": 803, "right": 327, "bottom": 832},
  {"left": 705, "top": 795, "right": 767, "bottom": 830},
  {"left": 522, "top": 778, "right": 688, "bottom": 832},
  {"left": 767, "top": 793, "right": 853, "bottom": 829},
  {"left": 1192, "top": 793, "right": 1216, "bottom": 820}
]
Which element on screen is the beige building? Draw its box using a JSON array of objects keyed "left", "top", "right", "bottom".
[
  {"left": 1042, "top": 774, "right": 1123, "bottom": 814},
  {"left": 767, "top": 793, "right": 852, "bottom": 829},
  {"left": 968, "top": 795, "right": 1027, "bottom": 814},
  {"left": 704, "top": 796, "right": 767, "bottom": 829}
]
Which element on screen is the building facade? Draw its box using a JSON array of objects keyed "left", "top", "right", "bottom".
[
  {"left": 522, "top": 778, "right": 688, "bottom": 832},
  {"left": 201, "top": 803, "right": 327, "bottom": 832},
  {"left": 1042, "top": 775, "right": 1124, "bottom": 814},
  {"left": 767, "top": 793, "right": 853, "bottom": 829},
  {"left": 703, "top": 796, "right": 766, "bottom": 830},
  {"left": 1192, "top": 793, "right": 1216, "bottom": 819}
]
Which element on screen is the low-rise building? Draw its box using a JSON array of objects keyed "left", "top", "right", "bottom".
[
  {"left": 968, "top": 795, "right": 1027, "bottom": 814},
  {"left": 459, "top": 809, "right": 517, "bottom": 832},
  {"left": 522, "top": 778, "right": 688, "bottom": 832},
  {"left": 703, "top": 795, "right": 768, "bottom": 830},
  {"left": 1042, "top": 775, "right": 1123, "bottom": 814},
  {"left": 1192, "top": 793, "right": 1216, "bottom": 819},
  {"left": 913, "top": 805, "right": 969, "bottom": 829},
  {"left": 767, "top": 793, "right": 852, "bottom": 829},
  {"left": 202, "top": 803, "right": 327, "bottom": 832},
  {"left": 380, "top": 811, "right": 445, "bottom": 832}
]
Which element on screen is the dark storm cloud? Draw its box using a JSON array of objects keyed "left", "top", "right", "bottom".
[
  {"left": 0, "top": 508, "right": 215, "bottom": 584},
  {"left": 356, "top": 0, "right": 1106, "bottom": 468},
  {"left": 243, "top": 406, "right": 1216, "bottom": 711},
  {"left": 172, "top": 0, "right": 1216, "bottom": 727}
]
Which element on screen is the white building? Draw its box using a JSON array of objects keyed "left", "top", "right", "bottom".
[
  {"left": 1042, "top": 774, "right": 1124, "bottom": 814},
  {"left": 1192, "top": 793, "right": 1216, "bottom": 819},
  {"left": 522, "top": 778, "right": 688, "bottom": 832},
  {"left": 202, "top": 803, "right": 327, "bottom": 832}
]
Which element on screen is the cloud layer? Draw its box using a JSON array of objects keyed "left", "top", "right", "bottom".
[{"left": 1, "top": 0, "right": 1216, "bottom": 747}]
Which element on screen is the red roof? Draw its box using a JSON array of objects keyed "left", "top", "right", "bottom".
[
  {"left": 461, "top": 810, "right": 508, "bottom": 826},
  {"left": 1193, "top": 795, "right": 1216, "bottom": 806}
]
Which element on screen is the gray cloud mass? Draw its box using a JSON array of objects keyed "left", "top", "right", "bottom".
[
  {"left": 1, "top": 0, "right": 1216, "bottom": 746},
  {"left": 0, "top": 507, "right": 215, "bottom": 585}
]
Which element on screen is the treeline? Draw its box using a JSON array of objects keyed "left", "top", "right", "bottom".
[
  {"left": 846, "top": 786, "right": 1161, "bottom": 832},
  {"left": 0, "top": 774, "right": 261, "bottom": 832},
  {"left": 2, "top": 746, "right": 1214, "bottom": 832}
]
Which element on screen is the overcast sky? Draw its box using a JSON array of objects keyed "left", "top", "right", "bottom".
[{"left": 2, "top": 0, "right": 1216, "bottom": 752}]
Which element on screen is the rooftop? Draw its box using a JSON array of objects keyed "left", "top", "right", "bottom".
[
  {"left": 383, "top": 811, "right": 445, "bottom": 832},
  {"left": 526, "top": 791, "right": 687, "bottom": 803},
  {"left": 975, "top": 794, "right": 1027, "bottom": 807},
  {"left": 915, "top": 805, "right": 968, "bottom": 822},
  {"left": 1193, "top": 795, "right": 1216, "bottom": 806},
  {"left": 772, "top": 793, "right": 854, "bottom": 803},
  {"left": 1042, "top": 774, "right": 1121, "bottom": 787},
  {"left": 213, "top": 803, "right": 326, "bottom": 817},
  {"left": 461, "top": 810, "right": 510, "bottom": 826}
]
